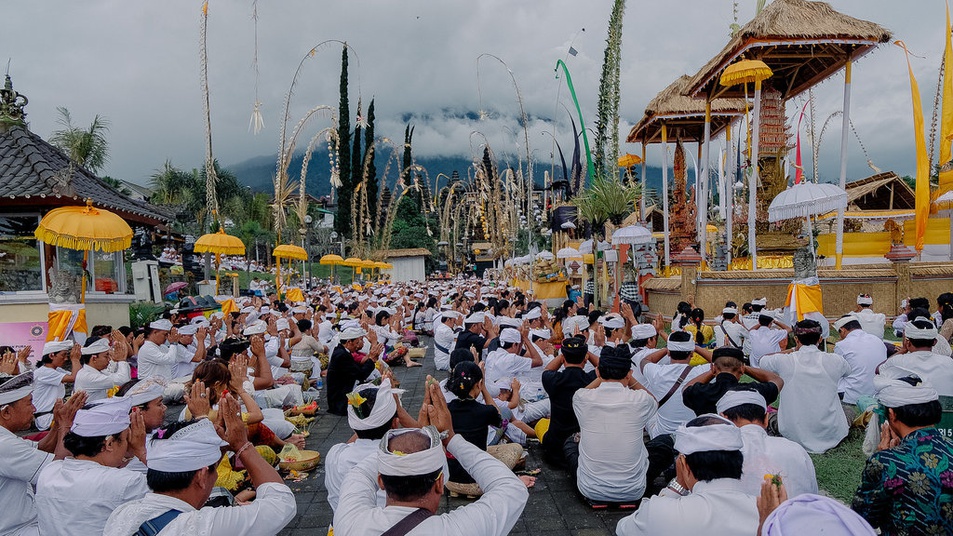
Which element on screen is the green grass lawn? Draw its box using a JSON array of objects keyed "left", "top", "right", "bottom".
[{"left": 810, "top": 428, "right": 868, "bottom": 503}]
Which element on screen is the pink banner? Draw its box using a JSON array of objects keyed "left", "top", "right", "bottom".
[{"left": 0, "top": 321, "right": 49, "bottom": 364}]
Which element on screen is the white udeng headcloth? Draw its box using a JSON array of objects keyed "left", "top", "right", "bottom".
[
  {"left": 148, "top": 418, "right": 228, "bottom": 472},
  {"left": 903, "top": 319, "right": 938, "bottom": 340},
  {"left": 674, "top": 414, "right": 744, "bottom": 455},
  {"left": 71, "top": 396, "right": 132, "bottom": 437},
  {"left": 875, "top": 375, "right": 938, "bottom": 407},
  {"left": 666, "top": 339, "right": 696, "bottom": 352},
  {"left": 347, "top": 378, "right": 402, "bottom": 431},
  {"left": 378, "top": 426, "right": 446, "bottom": 477}
]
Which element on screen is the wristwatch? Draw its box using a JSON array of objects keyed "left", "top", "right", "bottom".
[
  {"left": 437, "top": 430, "right": 450, "bottom": 441},
  {"left": 666, "top": 478, "right": 689, "bottom": 496}
]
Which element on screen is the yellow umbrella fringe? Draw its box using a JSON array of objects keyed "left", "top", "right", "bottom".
[{"left": 34, "top": 228, "right": 132, "bottom": 253}]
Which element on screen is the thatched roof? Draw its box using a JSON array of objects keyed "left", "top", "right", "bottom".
[
  {"left": 627, "top": 76, "right": 747, "bottom": 144},
  {"left": 686, "top": 0, "right": 891, "bottom": 100}
]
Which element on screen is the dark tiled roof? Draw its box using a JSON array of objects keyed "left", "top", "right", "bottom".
[{"left": 0, "top": 124, "right": 172, "bottom": 225}]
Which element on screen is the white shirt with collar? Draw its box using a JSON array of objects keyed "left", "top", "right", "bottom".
[
  {"left": 747, "top": 327, "right": 787, "bottom": 367},
  {"left": 325, "top": 438, "right": 385, "bottom": 513},
  {"left": 572, "top": 382, "right": 657, "bottom": 502},
  {"left": 36, "top": 457, "right": 150, "bottom": 536},
  {"left": 714, "top": 320, "right": 747, "bottom": 350},
  {"left": 74, "top": 361, "right": 131, "bottom": 402},
  {"left": 641, "top": 362, "right": 707, "bottom": 438},
  {"left": 851, "top": 308, "right": 886, "bottom": 338},
  {"left": 0, "top": 427, "right": 53, "bottom": 536},
  {"left": 32, "top": 366, "right": 68, "bottom": 430},
  {"left": 137, "top": 340, "right": 188, "bottom": 381},
  {"left": 615, "top": 478, "right": 759, "bottom": 536},
  {"left": 171, "top": 343, "right": 199, "bottom": 380},
  {"left": 737, "top": 424, "right": 818, "bottom": 498},
  {"left": 759, "top": 346, "right": 851, "bottom": 453},
  {"left": 484, "top": 348, "right": 533, "bottom": 385},
  {"left": 433, "top": 322, "right": 457, "bottom": 371},
  {"left": 104, "top": 482, "right": 296, "bottom": 536},
  {"left": 832, "top": 328, "right": 888, "bottom": 404},
  {"left": 332, "top": 434, "right": 527, "bottom": 536},
  {"left": 878, "top": 349, "right": 953, "bottom": 396}
]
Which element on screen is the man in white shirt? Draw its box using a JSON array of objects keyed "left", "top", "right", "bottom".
[
  {"left": 714, "top": 306, "right": 748, "bottom": 351},
  {"left": 325, "top": 378, "right": 404, "bottom": 513},
  {"left": 333, "top": 381, "right": 528, "bottom": 536},
  {"left": 483, "top": 327, "right": 543, "bottom": 391},
  {"left": 104, "top": 394, "right": 296, "bottom": 536},
  {"left": 616, "top": 414, "right": 759, "bottom": 536},
  {"left": 716, "top": 390, "right": 818, "bottom": 498},
  {"left": 742, "top": 297, "right": 768, "bottom": 329},
  {"left": 832, "top": 315, "right": 888, "bottom": 417},
  {"left": 32, "top": 340, "right": 81, "bottom": 431},
  {"left": 170, "top": 324, "right": 208, "bottom": 380},
  {"left": 851, "top": 294, "right": 886, "bottom": 338},
  {"left": 748, "top": 312, "right": 791, "bottom": 367},
  {"left": 0, "top": 372, "right": 84, "bottom": 536},
  {"left": 639, "top": 331, "right": 708, "bottom": 439},
  {"left": 569, "top": 345, "right": 657, "bottom": 503},
  {"left": 760, "top": 319, "right": 851, "bottom": 453},
  {"left": 878, "top": 318, "right": 953, "bottom": 396},
  {"left": 74, "top": 338, "right": 132, "bottom": 402},
  {"left": 432, "top": 311, "right": 461, "bottom": 371},
  {"left": 136, "top": 320, "right": 189, "bottom": 401},
  {"left": 36, "top": 396, "right": 150, "bottom": 536}
]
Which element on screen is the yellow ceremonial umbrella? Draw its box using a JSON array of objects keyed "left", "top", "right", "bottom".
[
  {"left": 194, "top": 229, "right": 246, "bottom": 295},
  {"left": 720, "top": 59, "right": 773, "bottom": 269},
  {"left": 341, "top": 257, "right": 363, "bottom": 281},
  {"left": 273, "top": 244, "right": 308, "bottom": 299},
  {"left": 320, "top": 254, "right": 344, "bottom": 282},
  {"left": 617, "top": 153, "right": 642, "bottom": 168},
  {"left": 34, "top": 200, "right": 133, "bottom": 303}
]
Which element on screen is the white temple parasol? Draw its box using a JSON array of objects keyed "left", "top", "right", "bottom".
[
  {"left": 611, "top": 225, "right": 654, "bottom": 246},
  {"left": 536, "top": 250, "right": 555, "bottom": 261},
  {"left": 768, "top": 182, "right": 847, "bottom": 223},
  {"left": 556, "top": 247, "right": 581, "bottom": 259}
]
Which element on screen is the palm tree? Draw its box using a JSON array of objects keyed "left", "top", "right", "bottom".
[{"left": 49, "top": 107, "right": 110, "bottom": 173}]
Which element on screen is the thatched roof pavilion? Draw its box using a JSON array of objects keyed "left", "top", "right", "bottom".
[
  {"left": 626, "top": 75, "right": 747, "bottom": 144},
  {"left": 686, "top": 0, "right": 891, "bottom": 100}
]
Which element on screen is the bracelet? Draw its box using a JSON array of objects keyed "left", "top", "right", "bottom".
[
  {"left": 666, "top": 478, "right": 689, "bottom": 496},
  {"left": 235, "top": 442, "right": 254, "bottom": 458}
]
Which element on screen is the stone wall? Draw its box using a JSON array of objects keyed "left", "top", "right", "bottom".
[{"left": 643, "top": 262, "right": 953, "bottom": 321}]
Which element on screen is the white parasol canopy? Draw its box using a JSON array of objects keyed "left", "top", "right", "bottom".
[
  {"left": 611, "top": 225, "right": 654, "bottom": 246},
  {"left": 535, "top": 250, "right": 555, "bottom": 261},
  {"left": 556, "top": 247, "right": 581, "bottom": 259},
  {"left": 578, "top": 239, "right": 593, "bottom": 254},
  {"left": 768, "top": 181, "right": 847, "bottom": 223}
]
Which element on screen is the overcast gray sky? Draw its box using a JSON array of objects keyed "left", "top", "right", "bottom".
[{"left": 3, "top": 1, "right": 943, "bottom": 187}]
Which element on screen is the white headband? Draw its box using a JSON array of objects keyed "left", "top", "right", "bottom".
[
  {"left": 667, "top": 339, "right": 696, "bottom": 352},
  {"left": 499, "top": 329, "right": 522, "bottom": 345},
  {"left": 148, "top": 418, "right": 228, "bottom": 472},
  {"left": 0, "top": 372, "right": 33, "bottom": 406},
  {"left": 875, "top": 375, "right": 939, "bottom": 407},
  {"left": 522, "top": 308, "right": 542, "bottom": 321},
  {"left": 600, "top": 315, "right": 626, "bottom": 330},
  {"left": 903, "top": 320, "right": 938, "bottom": 340},
  {"left": 857, "top": 295, "right": 873, "bottom": 305},
  {"left": 716, "top": 389, "right": 767, "bottom": 414},
  {"left": 71, "top": 396, "right": 132, "bottom": 437},
  {"left": 722, "top": 307, "right": 738, "bottom": 315},
  {"left": 752, "top": 298, "right": 767, "bottom": 306},
  {"left": 81, "top": 338, "right": 110, "bottom": 356},
  {"left": 631, "top": 324, "right": 657, "bottom": 339},
  {"left": 347, "top": 378, "right": 401, "bottom": 431},
  {"left": 833, "top": 316, "right": 855, "bottom": 331},
  {"left": 43, "top": 340, "right": 73, "bottom": 356},
  {"left": 124, "top": 379, "right": 167, "bottom": 407},
  {"left": 150, "top": 319, "right": 173, "bottom": 331},
  {"left": 674, "top": 415, "right": 744, "bottom": 455},
  {"left": 378, "top": 427, "right": 446, "bottom": 477}
]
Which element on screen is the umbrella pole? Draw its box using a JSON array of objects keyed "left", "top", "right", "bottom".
[
  {"left": 640, "top": 141, "right": 647, "bottom": 222},
  {"left": 748, "top": 80, "right": 763, "bottom": 271},
  {"left": 835, "top": 59, "right": 853, "bottom": 270},
  {"left": 662, "top": 124, "right": 671, "bottom": 268},
  {"left": 215, "top": 254, "right": 220, "bottom": 295},
  {"left": 81, "top": 250, "right": 88, "bottom": 304},
  {"left": 277, "top": 259, "right": 282, "bottom": 301},
  {"left": 700, "top": 101, "right": 712, "bottom": 264}
]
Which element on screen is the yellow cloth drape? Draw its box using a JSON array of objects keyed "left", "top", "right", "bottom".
[
  {"left": 219, "top": 298, "right": 238, "bottom": 317},
  {"left": 285, "top": 287, "right": 304, "bottom": 302},
  {"left": 784, "top": 282, "right": 824, "bottom": 320},
  {"left": 898, "top": 41, "right": 931, "bottom": 252},
  {"left": 510, "top": 280, "right": 568, "bottom": 300},
  {"left": 47, "top": 305, "right": 87, "bottom": 341},
  {"left": 940, "top": 4, "right": 953, "bottom": 195}
]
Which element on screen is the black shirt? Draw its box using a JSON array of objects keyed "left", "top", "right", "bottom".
[
  {"left": 454, "top": 330, "right": 487, "bottom": 355},
  {"left": 681, "top": 372, "right": 780, "bottom": 416},
  {"left": 541, "top": 367, "right": 597, "bottom": 458},
  {"left": 326, "top": 345, "right": 377, "bottom": 416},
  {"left": 447, "top": 398, "right": 501, "bottom": 483}
]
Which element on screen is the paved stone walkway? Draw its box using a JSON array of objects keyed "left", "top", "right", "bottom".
[{"left": 279, "top": 338, "right": 630, "bottom": 535}]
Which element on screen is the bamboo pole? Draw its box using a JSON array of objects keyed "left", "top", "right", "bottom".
[{"left": 835, "top": 59, "right": 853, "bottom": 270}]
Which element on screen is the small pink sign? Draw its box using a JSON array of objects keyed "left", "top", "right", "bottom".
[{"left": 0, "top": 322, "right": 49, "bottom": 364}]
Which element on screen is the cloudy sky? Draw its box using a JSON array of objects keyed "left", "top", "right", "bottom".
[{"left": 4, "top": 1, "right": 945, "bottom": 187}]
